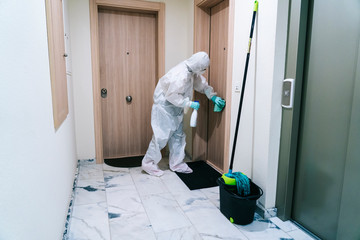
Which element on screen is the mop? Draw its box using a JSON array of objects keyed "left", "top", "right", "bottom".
[{"left": 221, "top": 0, "right": 258, "bottom": 197}]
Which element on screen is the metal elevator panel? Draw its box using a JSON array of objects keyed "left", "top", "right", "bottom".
[{"left": 291, "top": 0, "right": 360, "bottom": 239}]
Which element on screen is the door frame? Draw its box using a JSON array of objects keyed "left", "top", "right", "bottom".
[
  {"left": 275, "top": 0, "right": 309, "bottom": 220},
  {"left": 89, "top": 0, "right": 165, "bottom": 164},
  {"left": 193, "top": 0, "right": 234, "bottom": 173}
]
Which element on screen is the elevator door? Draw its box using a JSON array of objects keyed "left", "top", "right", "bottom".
[{"left": 291, "top": 0, "right": 360, "bottom": 239}]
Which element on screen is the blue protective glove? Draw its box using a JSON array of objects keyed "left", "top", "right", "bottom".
[
  {"left": 211, "top": 96, "right": 226, "bottom": 112},
  {"left": 190, "top": 101, "right": 200, "bottom": 110}
]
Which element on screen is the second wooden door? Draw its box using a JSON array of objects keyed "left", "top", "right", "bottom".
[{"left": 207, "top": 0, "right": 229, "bottom": 171}]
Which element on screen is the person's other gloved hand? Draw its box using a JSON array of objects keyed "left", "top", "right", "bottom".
[
  {"left": 212, "top": 96, "right": 226, "bottom": 107},
  {"left": 190, "top": 101, "right": 200, "bottom": 110},
  {"left": 211, "top": 96, "right": 226, "bottom": 112}
]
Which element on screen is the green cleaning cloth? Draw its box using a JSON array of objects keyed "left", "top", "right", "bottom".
[
  {"left": 211, "top": 96, "right": 226, "bottom": 112},
  {"left": 214, "top": 104, "right": 224, "bottom": 112}
]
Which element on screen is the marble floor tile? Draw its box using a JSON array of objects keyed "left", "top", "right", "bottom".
[
  {"left": 79, "top": 159, "right": 96, "bottom": 165},
  {"left": 129, "top": 166, "right": 144, "bottom": 175},
  {"left": 68, "top": 202, "right": 110, "bottom": 240},
  {"left": 109, "top": 212, "right": 156, "bottom": 240},
  {"left": 200, "top": 236, "right": 246, "bottom": 240},
  {"left": 130, "top": 167, "right": 169, "bottom": 196},
  {"left": 106, "top": 185, "right": 145, "bottom": 219},
  {"left": 67, "top": 160, "right": 317, "bottom": 240},
  {"left": 78, "top": 164, "right": 104, "bottom": 181},
  {"left": 141, "top": 192, "right": 192, "bottom": 233},
  {"left": 103, "top": 169, "right": 134, "bottom": 188},
  {"left": 236, "top": 218, "right": 293, "bottom": 240},
  {"left": 102, "top": 163, "right": 130, "bottom": 173},
  {"left": 200, "top": 186, "right": 220, "bottom": 209},
  {"left": 160, "top": 169, "right": 190, "bottom": 193},
  {"left": 74, "top": 179, "right": 106, "bottom": 206},
  {"left": 182, "top": 201, "right": 247, "bottom": 239},
  {"left": 172, "top": 189, "right": 209, "bottom": 207},
  {"left": 270, "top": 217, "right": 299, "bottom": 232},
  {"left": 287, "top": 229, "right": 317, "bottom": 240},
  {"left": 156, "top": 226, "right": 203, "bottom": 240}
]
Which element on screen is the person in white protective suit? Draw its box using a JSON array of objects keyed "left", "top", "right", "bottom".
[{"left": 142, "top": 52, "right": 226, "bottom": 176}]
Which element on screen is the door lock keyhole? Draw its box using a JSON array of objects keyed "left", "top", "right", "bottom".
[{"left": 101, "top": 88, "right": 107, "bottom": 98}]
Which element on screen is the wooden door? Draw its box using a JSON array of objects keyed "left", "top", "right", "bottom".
[
  {"left": 207, "top": 0, "right": 229, "bottom": 171},
  {"left": 98, "top": 9, "right": 156, "bottom": 159},
  {"left": 45, "top": 0, "right": 69, "bottom": 129}
]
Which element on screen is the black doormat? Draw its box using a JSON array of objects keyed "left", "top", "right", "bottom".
[
  {"left": 104, "top": 156, "right": 143, "bottom": 168},
  {"left": 175, "top": 160, "right": 222, "bottom": 190}
]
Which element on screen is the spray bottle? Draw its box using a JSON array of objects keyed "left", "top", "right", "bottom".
[{"left": 190, "top": 101, "right": 199, "bottom": 127}]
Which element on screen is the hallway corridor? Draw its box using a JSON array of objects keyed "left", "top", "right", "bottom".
[{"left": 64, "top": 159, "right": 314, "bottom": 240}]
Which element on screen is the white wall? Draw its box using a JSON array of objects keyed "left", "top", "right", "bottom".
[
  {"left": 68, "top": 0, "right": 194, "bottom": 160},
  {"left": 230, "top": 0, "right": 287, "bottom": 208},
  {"left": 161, "top": 0, "right": 194, "bottom": 71},
  {"left": 68, "top": 0, "right": 96, "bottom": 160},
  {"left": 0, "top": 1, "right": 77, "bottom": 239},
  {"left": 160, "top": 0, "right": 194, "bottom": 156}
]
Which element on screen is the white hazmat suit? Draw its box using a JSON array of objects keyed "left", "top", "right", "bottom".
[{"left": 142, "top": 52, "right": 218, "bottom": 176}]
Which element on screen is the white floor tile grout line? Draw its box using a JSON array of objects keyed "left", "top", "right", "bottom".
[
  {"left": 159, "top": 170, "right": 205, "bottom": 239},
  {"left": 129, "top": 166, "right": 159, "bottom": 239},
  {"left": 101, "top": 163, "right": 113, "bottom": 240}
]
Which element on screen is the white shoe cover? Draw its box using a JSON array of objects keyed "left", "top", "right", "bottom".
[
  {"left": 170, "top": 162, "right": 193, "bottom": 174},
  {"left": 142, "top": 161, "right": 164, "bottom": 177}
]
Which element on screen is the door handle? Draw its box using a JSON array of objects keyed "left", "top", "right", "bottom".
[
  {"left": 101, "top": 88, "right": 107, "bottom": 98},
  {"left": 282, "top": 78, "right": 295, "bottom": 109}
]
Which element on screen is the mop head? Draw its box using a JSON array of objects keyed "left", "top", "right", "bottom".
[{"left": 223, "top": 172, "right": 250, "bottom": 196}]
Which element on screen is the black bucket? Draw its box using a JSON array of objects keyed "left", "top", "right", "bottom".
[{"left": 217, "top": 177, "right": 263, "bottom": 225}]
